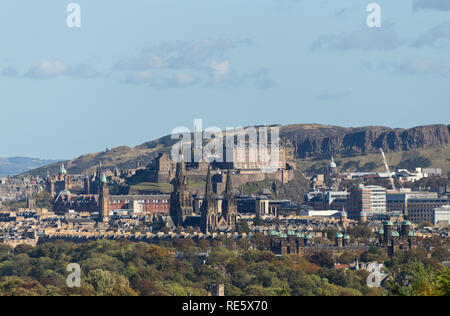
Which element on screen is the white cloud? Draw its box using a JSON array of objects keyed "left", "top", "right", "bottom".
[
  {"left": 114, "top": 38, "right": 275, "bottom": 89},
  {"left": 210, "top": 60, "right": 230, "bottom": 82},
  {"left": 123, "top": 70, "right": 198, "bottom": 89},
  {"left": 176, "top": 71, "right": 196, "bottom": 85},
  {"left": 391, "top": 58, "right": 450, "bottom": 75},
  {"left": 25, "top": 61, "right": 101, "bottom": 79},
  {"left": 27, "top": 60, "right": 69, "bottom": 78}
]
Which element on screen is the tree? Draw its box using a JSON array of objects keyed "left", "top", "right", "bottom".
[
  {"left": 388, "top": 262, "right": 441, "bottom": 296},
  {"left": 309, "top": 251, "right": 335, "bottom": 269},
  {"left": 253, "top": 213, "right": 265, "bottom": 227},
  {"left": 86, "top": 269, "right": 136, "bottom": 296},
  {"left": 237, "top": 219, "right": 250, "bottom": 234},
  {"left": 437, "top": 267, "right": 450, "bottom": 296},
  {"left": 348, "top": 225, "right": 374, "bottom": 240}
]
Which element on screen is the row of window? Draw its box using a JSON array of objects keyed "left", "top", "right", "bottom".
[{"left": 111, "top": 199, "right": 169, "bottom": 204}]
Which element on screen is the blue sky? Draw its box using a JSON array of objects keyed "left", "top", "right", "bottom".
[{"left": 0, "top": 0, "right": 449, "bottom": 159}]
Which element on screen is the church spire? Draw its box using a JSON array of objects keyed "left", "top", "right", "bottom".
[
  {"left": 222, "top": 169, "right": 235, "bottom": 217},
  {"left": 225, "top": 169, "right": 234, "bottom": 201},
  {"left": 175, "top": 148, "right": 187, "bottom": 189},
  {"left": 205, "top": 165, "right": 215, "bottom": 204}
]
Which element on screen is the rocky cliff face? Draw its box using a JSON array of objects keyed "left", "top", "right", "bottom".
[{"left": 280, "top": 124, "right": 450, "bottom": 158}]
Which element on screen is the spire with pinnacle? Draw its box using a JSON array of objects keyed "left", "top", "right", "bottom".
[
  {"left": 205, "top": 165, "right": 215, "bottom": 204},
  {"left": 174, "top": 148, "right": 187, "bottom": 189},
  {"left": 225, "top": 170, "right": 234, "bottom": 201},
  {"left": 223, "top": 169, "right": 236, "bottom": 216}
]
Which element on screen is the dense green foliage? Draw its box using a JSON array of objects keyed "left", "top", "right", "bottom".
[{"left": 0, "top": 239, "right": 448, "bottom": 296}]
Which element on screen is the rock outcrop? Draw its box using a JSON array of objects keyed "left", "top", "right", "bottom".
[{"left": 280, "top": 124, "right": 450, "bottom": 158}]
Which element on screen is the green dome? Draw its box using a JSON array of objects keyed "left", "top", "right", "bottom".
[
  {"left": 401, "top": 220, "right": 412, "bottom": 226},
  {"left": 270, "top": 230, "right": 278, "bottom": 236},
  {"left": 279, "top": 233, "right": 287, "bottom": 238},
  {"left": 287, "top": 230, "right": 295, "bottom": 236},
  {"left": 343, "top": 235, "right": 350, "bottom": 240},
  {"left": 378, "top": 229, "right": 384, "bottom": 234},
  {"left": 102, "top": 173, "right": 107, "bottom": 183},
  {"left": 335, "top": 233, "right": 343, "bottom": 238},
  {"left": 296, "top": 232, "right": 305, "bottom": 238},
  {"left": 60, "top": 164, "right": 67, "bottom": 175},
  {"left": 383, "top": 220, "right": 394, "bottom": 226},
  {"left": 408, "top": 231, "right": 417, "bottom": 237},
  {"left": 305, "top": 234, "right": 312, "bottom": 239},
  {"left": 391, "top": 231, "right": 400, "bottom": 237}
]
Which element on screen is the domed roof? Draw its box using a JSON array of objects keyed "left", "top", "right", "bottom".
[
  {"left": 378, "top": 229, "right": 384, "bottom": 234},
  {"left": 329, "top": 156, "right": 337, "bottom": 168},
  {"left": 401, "top": 220, "right": 412, "bottom": 226},
  {"left": 335, "top": 232, "right": 343, "bottom": 238},
  {"left": 343, "top": 235, "right": 350, "bottom": 240},
  {"left": 59, "top": 164, "right": 68, "bottom": 175},
  {"left": 383, "top": 220, "right": 394, "bottom": 226},
  {"left": 305, "top": 234, "right": 312, "bottom": 239},
  {"left": 280, "top": 233, "right": 287, "bottom": 238},
  {"left": 408, "top": 231, "right": 417, "bottom": 237},
  {"left": 287, "top": 230, "right": 295, "bottom": 236},
  {"left": 102, "top": 173, "right": 107, "bottom": 183},
  {"left": 270, "top": 230, "right": 278, "bottom": 236},
  {"left": 391, "top": 231, "right": 400, "bottom": 237},
  {"left": 296, "top": 232, "right": 305, "bottom": 238}
]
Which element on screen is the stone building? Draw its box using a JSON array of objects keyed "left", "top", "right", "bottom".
[
  {"left": 269, "top": 230, "right": 313, "bottom": 255},
  {"left": 378, "top": 220, "right": 418, "bottom": 257},
  {"left": 170, "top": 152, "right": 194, "bottom": 227},
  {"left": 47, "top": 164, "right": 72, "bottom": 197},
  {"left": 200, "top": 166, "right": 237, "bottom": 234}
]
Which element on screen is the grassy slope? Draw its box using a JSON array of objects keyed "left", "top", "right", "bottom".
[{"left": 296, "top": 145, "right": 450, "bottom": 175}]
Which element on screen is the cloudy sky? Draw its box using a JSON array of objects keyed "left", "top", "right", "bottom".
[{"left": 0, "top": 0, "right": 449, "bottom": 159}]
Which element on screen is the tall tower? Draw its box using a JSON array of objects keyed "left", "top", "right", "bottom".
[
  {"left": 326, "top": 156, "right": 338, "bottom": 188},
  {"left": 170, "top": 150, "right": 193, "bottom": 227},
  {"left": 96, "top": 161, "right": 103, "bottom": 194},
  {"left": 100, "top": 173, "right": 110, "bottom": 222},
  {"left": 26, "top": 194, "right": 37, "bottom": 210},
  {"left": 84, "top": 176, "right": 91, "bottom": 195},
  {"left": 201, "top": 165, "right": 218, "bottom": 234},
  {"left": 221, "top": 170, "right": 237, "bottom": 230},
  {"left": 383, "top": 220, "right": 393, "bottom": 246}
]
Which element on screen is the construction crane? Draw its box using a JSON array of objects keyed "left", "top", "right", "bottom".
[{"left": 380, "top": 149, "right": 396, "bottom": 191}]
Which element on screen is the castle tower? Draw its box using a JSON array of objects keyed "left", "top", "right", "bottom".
[
  {"left": 170, "top": 150, "right": 193, "bottom": 227},
  {"left": 388, "top": 231, "right": 400, "bottom": 257},
  {"left": 200, "top": 165, "right": 219, "bottom": 234},
  {"left": 401, "top": 220, "right": 411, "bottom": 239},
  {"left": 100, "top": 173, "right": 110, "bottom": 222},
  {"left": 335, "top": 232, "right": 343, "bottom": 247},
  {"left": 383, "top": 220, "right": 393, "bottom": 246},
  {"left": 408, "top": 230, "right": 417, "bottom": 250}
]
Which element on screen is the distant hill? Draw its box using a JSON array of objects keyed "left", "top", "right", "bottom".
[
  {"left": 19, "top": 124, "right": 450, "bottom": 177},
  {"left": 0, "top": 157, "right": 60, "bottom": 177}
]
